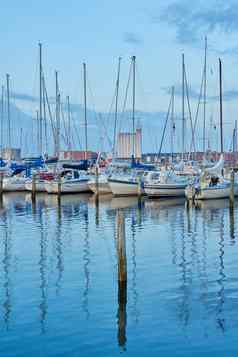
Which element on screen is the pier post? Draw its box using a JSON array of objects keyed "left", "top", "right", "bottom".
[
  {"left": 230, "top": 170, "right": 235, "bottom": 205},
  {"left": 0, "top": 172, "right": 3, "bottom": 208},
  {"left": 0, "top": 172, "right": 3, "bottom": 197},
  {"left": 116, "top": 210, "right": 127, "bottom": 348},
  {"left": 95, "top": 165, "right": 99, "bottom": 203},
  {"left": 57, "top": 174, "right": 61, "bottom": 205},
  {"left": 31, "top": 172, "right": 36, "bottom": 202},
  {"left": 137, "top": 176, "right": 143, "bottom": 208}
]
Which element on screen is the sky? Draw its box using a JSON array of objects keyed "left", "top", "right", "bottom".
[{"left": 1, "top": 0, "right": 238, "bottom": 153}]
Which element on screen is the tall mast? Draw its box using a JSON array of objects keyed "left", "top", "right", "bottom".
[
  {"left": 0, "top": 86, "right": 4, "bottom": 158},
  {"left": 112, "top": 57, "right": 121, "bottom": 159},
  {"left": 219, "top": 58, "right": 223, "bottom": 154},
  {"left": 66, "top": 95, "right": 72, "bottom": 159},
  {"left": 203, "top": 37, "right": 207, "bottom": 155},
  {"left": 39, "top": 42, "right": 43, "bottom": 156},
  {"left": 55, "top": 71, "right": 60, "bottom": 157},
  {"left": 83, "top": 63, "right": 88, "bottom": 161},
  {"left": 234, "top": 120, "right": 238, "bottom": 164},
  {"left": 42, "top": 74, "right": 48, "bottom": 155},
  {"left": 36, "top": 110, "right": 40, "bottom": 154},
  {"left": 132, "top": 55, "right": 136, "bottom": 159},
  {"left": 171, "top": 86, "right": 175, "bottom": 162},
  {"left": 6, "top": 74, "right": 11, "bottom": 150},
  {"left": 182, "top": 54, "right": 185, "bottom": 160}
]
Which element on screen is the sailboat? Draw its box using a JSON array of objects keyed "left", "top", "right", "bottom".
[
  {"left": 185, "top": 59, "right": 238, "bottom": 200},
  {"left": 144, "top": 55, "right": 191, "bottom": 198},
  {"left": 44, "top": 169, "right": 90, "bottom": 194},
  {"left": 88, "top": 58, "right": 122, "bottom": 195},
  {"left": 144, "top": 168, "right": 188, "bottom": 197},
  {"left": 45, "top": 63, "right": 91, "bottom": 194},
  {"left": 108, "top": 56, "right": 145, "bottom": 196}
]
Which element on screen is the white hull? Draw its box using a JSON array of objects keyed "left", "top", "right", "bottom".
[
  {"left": 108, "top": 179, "right": 141, "bottom": 196},
  {"left": 3, "top": 177, "right": 28, "bottom": 192},
  {"left": 45, "top": 180, "right": 90, "bottom": 194},
  {"left": 88, "top": 181, "right": 112, "bottom": 194},
  {"left": 144, "top": 183, "right": 186, "bottom": 197},
  {"left": 186, "top": 185, "right": 238, "bottom": 200},
  {"left": 25, "top": 181, "right": 46, "bottom": 192}
]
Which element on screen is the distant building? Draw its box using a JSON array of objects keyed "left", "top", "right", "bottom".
[
  {"left": 2, "top": 148, "right": 21, "bottom": 161},
  {"left": 59, "top": 150, "right": 98, "bottom": 161},
  {"left": 117, "top": 128, "right": 142, "bottom": 159}
]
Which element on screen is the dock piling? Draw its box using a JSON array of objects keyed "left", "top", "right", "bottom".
[
  {"left": 230, "top": 170, "right": 235, "bottom": 205},
  {"left": 95, "top": 166, "right": 99, "bottom": 206},
  {"left": 57, "top": 174, "right": 61, "bottom": 204},
  {"left": 0, "top": 172, "right": 3, "bottom": 197},
  {"left": 116, "top": 210, "right": 127, "bottom": 348},
  {"left": 31, "top": 173, "right": 36, "bottom": 202}
]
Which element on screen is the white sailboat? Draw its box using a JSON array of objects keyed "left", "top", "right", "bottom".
[
  {"left": 45, "top": 169, "right": 90, "bottom": 194},
  {"left": 144, "top": 169, "right": 188, "bottom": 197},
  {"left": 108, "top": 172, "right": 142, "bottom": 196},
  {"left": 185, "top": 59, "right": 237, "bottom": 200},
  {"left": 107, "top": 56, "right": 145, "bottom": 196},
  {"left": 3, "top": 175, "right": 28, "bottom": 192},
  {"left": 185, "top": 154, "right": 238, "bottom": 200}
]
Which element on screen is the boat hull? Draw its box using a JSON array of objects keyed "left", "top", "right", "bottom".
[
  {"left": 88, "top": 181, "right": 112, "bottom": 194},
  {"left": 195, "top": 186, "right": 238, "bottom": 200},
  {"left": 108, "top": 179, "right": 141, "bottom": 196},
  {"left": 144, "top": 183, "right": 186, "bottom": 197},
  {"left": 186, "top": 183, "right": 238, "bottom": 200},
  {"left": 3, "top": 178, "right": 28, "bottom": 192},
  {"left": 25, "top": 181, "right": 46, "bottom": 192},
  {"left": 45, "top": 180, "right": 90, "bottom": 194}
]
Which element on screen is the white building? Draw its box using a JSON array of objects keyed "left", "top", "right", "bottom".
[
  {"left": 2, "top": 148, "right": 21, "bottom": 161},
  {"left": 117, "top": 128, "right": 142, "bottom": 159}
]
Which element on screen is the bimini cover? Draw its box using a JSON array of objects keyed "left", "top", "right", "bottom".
[{"left": 205, "top": 154, "right": 224, "bottom": 176}]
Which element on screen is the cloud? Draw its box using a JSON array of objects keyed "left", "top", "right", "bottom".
[
  {"left": 161, "top": 85, "right": 238, "bottom": 102},
  {"left": 161, "top": 85, "right": 201, "bottom": 100},
  {"left": 158, "top": 0, "right": 238, "bottom": 47},
  {"left": 11, "top": 92, "right": 37, "bottom": 102},
  {"left": 123, "top": 32, "right": 143, "bottom": 45}
]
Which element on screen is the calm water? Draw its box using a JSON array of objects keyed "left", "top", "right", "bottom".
[{"left": 0, "top": 193, "right": 238, "bottom": 356}]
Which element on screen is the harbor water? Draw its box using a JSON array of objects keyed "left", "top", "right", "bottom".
[{"left": 0, "top": 193, "right": 238, "bottom": 356}]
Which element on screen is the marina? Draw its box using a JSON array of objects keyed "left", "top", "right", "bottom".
[
  {"left": 0, "top": 192, "right": 238, "bottom": 356},
  {"left": 1, "top": 0, "right": 238, "bottom": 355}
]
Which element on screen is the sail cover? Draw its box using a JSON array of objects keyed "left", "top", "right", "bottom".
[{"left": 204, "top": 154, "right": 224, "bottom": 176}]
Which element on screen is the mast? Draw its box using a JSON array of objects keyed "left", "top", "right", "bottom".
[
  {"left": 42, "top": 74, "right": 48, "bottom": 155},
  {"left": 112, "top": 57, "right": 121, "bottom": 159},
  {"left": 55, "top": 71, "right": 60, "bottom": 157},
  {"left": 6, "top": 74, "right": 11, "bottom": 150},
  {"left": 219, "top": 58, "right": 223, "bottom": 154},
  {"left": 39, "top": 42, "right": 43, "bottom": 156},
  {"left": 83, "top": 63, "right": 88, "bottom": 161},
  {"left": 203, "top": 36, "right": 207, "bottom": 155},
  {"left": 171, "top": 86, "right": 175, "bottom": 162},
  {"left": 66, "top": 95, "right": 72, "bottom": 160},
  {"left": 0, "top": 86, "right": 4, "bottom": 158},
  {"left": 132, "top": 55, "right": 136, "bottom": 159},
  {"left": 36, "top": 110, "right": 40, "bottom": 154},
  {"left": 182, "top": 54, "right": 185, "bottom": 160},
  {"left": 232, "top": 120, "right": 237, "bottom": 165}
]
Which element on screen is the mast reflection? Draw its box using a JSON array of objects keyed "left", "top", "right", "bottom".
[
  {"left": 55, "top": 204, "right": 64, "bottom": 296},
  {"left": 2, "top": 211, "right": 12, "bottom": 330},
  {"left": 38, "top": 205, "right": 48, "bottom": 334},
  {"left": 82, "top": 205, "right": 90, "bottom": 319}
]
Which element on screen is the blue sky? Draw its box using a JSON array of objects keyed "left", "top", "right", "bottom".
[{"left": 1, "top": 0, "right": 238, "bottom": 152}]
